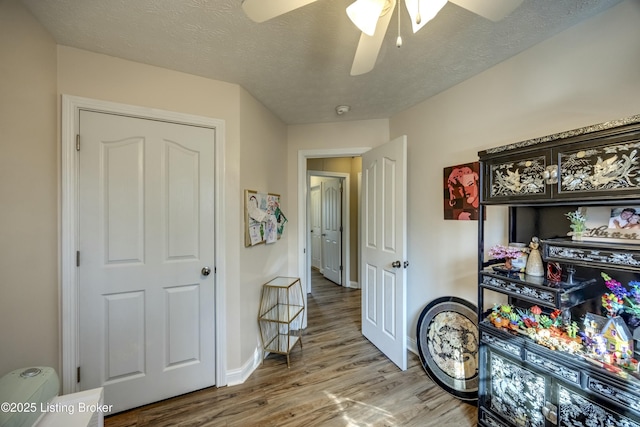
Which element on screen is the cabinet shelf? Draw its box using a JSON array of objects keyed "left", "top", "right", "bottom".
[
  {"left": 263, "top": 334, "right": 301, "bottom": 354},
  {"left": 259, "top": 303, "right": 304, "bottom": 323},
  {"left": 543, "top": 238, "right": 640, "bottom": 272},
  {"left": 257, "top": 276, "right": 305, "bottom": 367},
  {"left": 480, "top": 322, "right": 640, "bottom": 392},
  {"left": 480, "top": 268, "right": 601, "bottom": 309}
]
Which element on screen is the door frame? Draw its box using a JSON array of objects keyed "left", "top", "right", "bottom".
[
  {"left": 60, "top": 95, "right": 227, "bottom": 394},
  {"left": 297, "top": 148, "right": 369, "bottom": 310},
  {"left": 307, "top": 172, "right": 349, "bottom": 288}
]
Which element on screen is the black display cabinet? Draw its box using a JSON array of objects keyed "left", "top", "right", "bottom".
[{"left": 477, "top": 115, "right": 640, "bottom": 427}]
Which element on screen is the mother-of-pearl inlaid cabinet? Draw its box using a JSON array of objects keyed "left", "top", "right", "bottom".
[{"left": 477, "top": 115, "right": 640, "bottom": 427}]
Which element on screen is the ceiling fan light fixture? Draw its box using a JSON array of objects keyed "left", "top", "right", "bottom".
[
  {"left": 347, "top": 0, "right": 387, "bottom": 36},
  {"left": 404, "top": 0, "right": 448, "bottom": 33}
]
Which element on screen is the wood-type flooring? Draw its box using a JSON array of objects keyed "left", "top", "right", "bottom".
[{"left": 105, "top": 270, "right": 477, "bottom": 426}]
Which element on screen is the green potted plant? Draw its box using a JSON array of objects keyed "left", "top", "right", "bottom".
[{"left": 565, "top": 209, "right": 586, "bottom": 241}]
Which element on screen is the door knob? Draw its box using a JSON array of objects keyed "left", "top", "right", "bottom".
[
  {"left": 391, "top": 260, "right": 401, "bottom": 268},
  {"left": 201, "top": 267, "right": 211, "bottom": 276}
]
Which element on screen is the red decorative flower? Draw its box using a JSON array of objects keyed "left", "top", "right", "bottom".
[
  {"left": 550, "top": 309, "right": 562, "bottom": 320},
  {"left": 530, "top": 306, "right": 542, "bottom": 316}
]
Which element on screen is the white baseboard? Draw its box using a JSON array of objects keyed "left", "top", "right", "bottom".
[
  {"left": 407, "top": 336, "right": 418, "bottom": 356},
  {"left": 347, "top": 280, "right": 360, "bottom": 289},
  {"left": 226, "top": 347, "right": 262, "bottom": 386}
]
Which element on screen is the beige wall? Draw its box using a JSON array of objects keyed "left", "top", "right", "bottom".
[
  {"left": 238, "top": 87, "right": 288, "bottom": 371},
  {"left": 286, "top": 119, "right": 389, "bottom": 286},
  {"left": 0, "top": 0, "right": 58, "bottom": 376},
  {"left": 56, "top": 48, "right": 290, "bottom": 376},
  {"left": 3, "top": 0, "right": 639, "bottom": 389},
  {"left": 1, "top": 0, "right": 288, "bottom": 378},
  {"left": 56, "top": 47, "right": 249, "bottom": 373},
  {"left": 389, "top": 0, "right": 640, "bottom": 348}
]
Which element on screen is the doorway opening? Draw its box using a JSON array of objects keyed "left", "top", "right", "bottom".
[
  {"left": 299, "top": 138, "right": 408, "bottom": 370},
  {"left": 308, "top": 172, "right": 348, "bottom": 287},
  {"left": 297, "top": 148, "right": 369, "bottom": 301}
]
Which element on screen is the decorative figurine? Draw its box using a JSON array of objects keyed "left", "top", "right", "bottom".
[{"left": 525, "top": 237, "right": 544, "bottom": 277}]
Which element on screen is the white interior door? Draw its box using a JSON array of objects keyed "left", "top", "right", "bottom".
[
  {"left": 361, "top": 136, "right": 407, "bottom": 371},
  {"left": 78, "top": 110, "right": 216, "bottom": 413},
  {"left": 310, "top": 185, "right": 322, "bottom": 270},
  {"left": 321, "top": 178, "right": 342, "bottom": 284}
]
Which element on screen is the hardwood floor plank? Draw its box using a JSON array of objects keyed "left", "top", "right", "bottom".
[{"left": 105, "top": 273, "right": 477, "bottom": 426}]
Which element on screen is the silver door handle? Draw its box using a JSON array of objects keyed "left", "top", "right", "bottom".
[
  {"left": 391, "top": 260, "right": 401, "bottom": 268},
  {"left": 201, "top": 267, "right": 211, "bottom": 276}
]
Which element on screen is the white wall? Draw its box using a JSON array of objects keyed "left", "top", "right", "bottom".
[{"left": 389, "top": 0, "right": 640, "bottom": 346}]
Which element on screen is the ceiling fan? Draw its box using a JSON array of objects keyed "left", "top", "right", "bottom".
[{"left": 242, "top": 0, "right": 523, "bottom": 76}]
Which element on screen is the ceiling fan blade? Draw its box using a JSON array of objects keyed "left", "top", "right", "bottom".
[
  {"left": 242, "top": 0, "right": 319, "bottom": 23},
  {"left": 448, "top": 0, "right": 523, "bottom": 21},
  {"left": 350, "top": 0, "right": 395, "bottom": 76}
]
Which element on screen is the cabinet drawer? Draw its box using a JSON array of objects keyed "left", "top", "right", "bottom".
[
  {"left": 483, "top": 152, "right": 552, "bottom": 203},
  {"left": 524, "top": 349, "right": 580, "bottom": 386},
  {"left": 557, "top": 384, "right": 640, "bottom": 426},
  {"left": 480, "top": 327, "right": 523, "bottom": 360},
  {"left": 479, "top": 407, "right": 511, "bottom": 427},
  {"left": 556, "top": 135, "right": 640, "bottom": 199},
  {"left": 483, "top": 350, "right": 548, "bottom": 426},
  {"left": 544, "top": 238, "right": 640, "bottom": 272},
  {"left": 585, "top": 374, "right": 640, "bottom": 417},
  {"left": 481, "top": 274, "right": 558, "bottom": 307},
  {"left": 480, "top": 271, "right": 599, "bottom": 309}
]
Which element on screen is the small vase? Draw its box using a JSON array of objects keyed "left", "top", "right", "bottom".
[
  {"left": 504, "top": 258, "right": 513, "bottom": 270},
  {"left": 509, "top": 243, "right": 528, "bottom": 271},
  {"left": 572, "top": 231, "right": 583, "bottom": 241}
]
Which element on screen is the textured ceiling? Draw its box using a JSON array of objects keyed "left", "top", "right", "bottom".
[{"left": 21, "top": 0, "right": 623, "bottom": 124}]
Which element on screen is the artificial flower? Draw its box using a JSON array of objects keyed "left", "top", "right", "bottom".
[
  {"left": 488, "top": 244, "right": 523, "bottom": 260},
  {"left": 601, "top": 272, "right": 640, "bottom": 318},
  {"left": 565, "top": 209, "right": 586, "bottom": 233}
]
